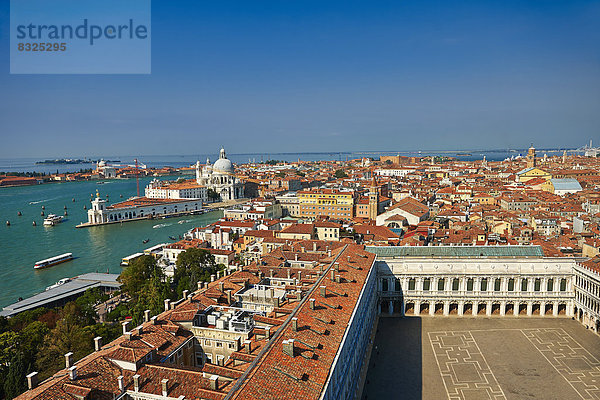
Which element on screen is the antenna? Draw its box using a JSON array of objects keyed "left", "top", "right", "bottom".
[{"left": 135, "top": 158, "right": 140, "bottom": 197}]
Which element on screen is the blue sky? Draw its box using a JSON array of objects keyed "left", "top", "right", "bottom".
[{"left": 0, "top": 0, "right": 599, "bottom": 158}]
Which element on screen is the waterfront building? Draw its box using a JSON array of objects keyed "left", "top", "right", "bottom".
[
  {"left": 574, "top": 256, "right": 600, "bottom": 331},
  {"left": 196, "top": 148, "right": 245, "bottom": 201},
  {"left": 223, "top": 198, "right": 282, "bottom": 220},
  {"left": 85, "top": 193, "right": 202, "bottom": 225},
  {"left": 145, "top": 178, "right": 207, "bottom": 201}
]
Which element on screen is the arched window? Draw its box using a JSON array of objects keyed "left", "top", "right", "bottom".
[
  {"left": 534, "top": 278, "right": 541, "bottom": 292},
  {"left": 521, "top": 278, "right": 528, "bottom": 292},
  {"left": 395, "top": 279, "right": 401, "bottom": 291},
  {"left": 467, "top": 278, "right": 474, "bottom": 291},
  {"left": 494, "top": 278, "right": 501, "bottom": 291},
  {"left": 382, "top": 279, "right": 388, "bottom": 292},
  {"left": 481, "top": 278, "right": 487, "bottom": 291},
  {"left": 508, "top": 278, "right": 515, "bottom": 291},
  {"left": 560, "top": 278, "right": 567, "bottom": 291},
  {"left": 452, "top": 278, "right": 460, "bottom": 291},
  {"left": 408, "top": 278, "right": 416, "bottom": 290}
]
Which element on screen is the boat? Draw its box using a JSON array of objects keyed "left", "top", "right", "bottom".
[
  {"left": 142, "top": 238, "right": 150, "bottom": 244},
  {"left": 43, "top": 214, "right": 64, "bottom": 226},
  {"left": 34, "top": 253, "right": 73, "bottom": 269},
  {"left": 45, "top": 278, "right": 72, "bottom": 291},
  {"left": 169, "top": 236, "right": 177, "bottom": 240},
  {"left": 121, "top": 252, "right": 144, "bottom": 266}
]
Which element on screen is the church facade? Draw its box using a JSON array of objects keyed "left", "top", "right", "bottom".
[{"left": 196, "top": 148, "right": 244, "bottom": 201}]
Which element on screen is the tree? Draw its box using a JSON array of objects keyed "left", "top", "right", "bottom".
[
  {"left": 119, "top": 255, "right": 160, "bottom": 297},
  {"left": 334, "top": 169, "right": 348, "bottom": 178},
  {"left": 207, "top": 188, "right": 220, "bottom": 202},
  {"left": 4, "top": 351, "right": 30, "bottom": 399},
  {"left": 36, "top": 303, "right": 93, "bottom": 380},
  {"left": 174, "top": 248, "right": 221, "bottom": 298}
]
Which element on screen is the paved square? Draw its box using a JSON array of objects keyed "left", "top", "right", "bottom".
[{"left": 362, "top": 317, "right": 600, "bottom": 400}]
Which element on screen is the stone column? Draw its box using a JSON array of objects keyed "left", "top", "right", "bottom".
[
  {"left": 514, "top": 301, "right": 520, "bottom": 316},
  {"left": 400, "top": 300, "right": 405, "bottom": 316},
  {"left": 540, "top": 301, "right": 546, "bottom": 317},
  {"left": 527, "top": 302, "right": 533, "bottom": 316},
  {"left": 429, "top": 302, "right": 435, "bottom": 316},
  {"left": 458, "top": 301, "right": 464, "bottom": 316},
  {"left": 414, "top": 300, "right": 420, "bottom": 316},
  {"left": 486, "top": 301, "right": 493, "bottom": 316},
  {"left": 500, "top": 301, "right": 506, "bottom": 316},
  {"left": 378, "top": 302, "right": 381, "bottom": 314},
  {"left": 443, "top": 301, "right": 450, "bottom": 316},
  {"left": 389, "top": 300, "right": 394, "bottom": 315},
  {"left": 472, "top": 301, "right": 478, "bottom": 316},
  {"left": 553, "top": 301, "right": 559, "bottom": 316}
]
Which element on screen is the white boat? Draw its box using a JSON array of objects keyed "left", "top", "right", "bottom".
[
  {"left": 43, "top": 214, "right": 64, "bottom": 226},
  {"left": 45, "top": 277, "right": 72, "bottom": 291},
  {"left": 34, "top": 253, "right": 73, "bottom": 269}
]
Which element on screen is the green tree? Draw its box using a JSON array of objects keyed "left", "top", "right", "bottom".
[
  {"left": 207, "top": 188, "right": 221, "bottom": 202},
  {"left": 4, "top": 351, "right": 31, "bottom": 399},
  {"left": 334, "top": 169, "right": 348, "bottom": 178},
  {"left": 119, "top": 255, "right": 160, "bottom": 297},
  {"left": 36, "top": 303, "right": 93, "bottom": 380},
  {"left": 174, "top": 248, "right": 221, "bottom": 298}
]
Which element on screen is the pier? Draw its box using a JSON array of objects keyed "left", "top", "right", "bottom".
[{"left": 0, "top": 273, "right": 120, "bottom": 318}]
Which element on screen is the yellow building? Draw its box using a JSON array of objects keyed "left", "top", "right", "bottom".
[
  {"left": 298, "top": 189, "right": 354, "bottom": 219},
  {"left": 516, "top": 167, "right": 552, "bottom": 183}
]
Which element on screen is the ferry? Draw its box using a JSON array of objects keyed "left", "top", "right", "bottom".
[
  {"left": 34, "top": 253, "right": 74, "bottom": 269},
  {"left": 121, "top": 252, "right": 144, "bottom": 266},
  {"left": 45, "top": 278, "right": 72, "bottom": 291},
  {"left": 43, "top": 214, "right": 64, "bottom": 226}
]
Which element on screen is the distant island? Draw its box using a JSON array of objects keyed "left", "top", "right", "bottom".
[{"left": 35, "top": 158, "right": 120, "bottom": 165}]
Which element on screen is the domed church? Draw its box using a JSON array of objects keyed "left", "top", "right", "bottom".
[{"left": 196, "top": 148, "right": 244, "bottom": 201}]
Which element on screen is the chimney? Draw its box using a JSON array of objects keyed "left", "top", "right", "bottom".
[
  {"left": 125, "top": 332, "right": 132, "bottom": 341},
  {"left": 335, "top": 274, "right": 341, "bottom": 283},
  {"left": 301, "top": 246, "right": 305, "bottom": 253},
  {"left": 309, "top": 298, "right": 316, "bottom": 310},
  {"left": 335, "top": 262, "right": 339, "bottom": 271},
  {"left": 133, "top": 374, "right": 140, "bottom": 392},
  {"left": 65, "top": 352, "right": 73, "bottom": 369},
  {"left": 295, "top": 253, "right": 298, "bottom": 261},
  {"left": 211, "top": 274, "right": 216, "bottom": 282},
  {"left": 218, "top": 282, "right": 224, "bottom": 292},
  {"left": 330, "top": 270, "right": 335, "bottom": 281},
  {"left": 298, "top": 271, "right": 302, "bottom": 281},
  {"left": 244, "top": 339, "right": 252, "bottom": 354},
  {"left": 292, "top": 317, "right": 298, "bottom": 332},
  {"left": 151, "top": 315, "right": 158, "bottom": 325},
  {"left": 227, "top": 290, "right": 232, "bottom": 304},
  {"left": 313, "top": 242, "right": 317, "bottom": 252},
  {"left": 182, "top": 289, "right": 189, "bottom": 300},
  {"left": 287, "top": 269, "right": 291, "bottom": 279},
  {"left": 144, "top": 309, "right": 151, "bottom": 322},
  {"left": 26, "top": 372, "right": 38, "bottom": 390},
  {"left": 137, "top": 325, "right": 143, "bottom": 335},
  {"left": 270, "top": 269, "right": 274, "bottom": 278},
  {"left": 161, "top": 378, "right": 169, "bottom": 397},
  {"left": 197, "top": 281, "right": 204, "bottom": 290},
  {"left": 94, "top": 336, "right": 102, "bottom": 352},
  {"left": 210, "top": 375, "right": 219, "bottom": 391},
  {"left": 122, "top": 320, "right": 130, "bottom": 334},
  {"left": 164, "top": 298, "right": 171, "bottom": 311},
  {"left": 282, "top": 339, "right": 295, "bottom": 357},
  {"left": 68, "top": 365, "right": 77, "bottom": 381},
  {"left": 347, "top": 255, "right": 351, "bottom": 262},
  {"left": 320, "top": 286, "right": 327, "bottom": 297},
  {"left": 118, "top": 375, "right": 124, "bottom": 392},
  {"left": 328, "top": 249, "right": 332, "bottom": 257}
]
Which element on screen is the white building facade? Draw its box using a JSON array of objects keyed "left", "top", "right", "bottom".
[{"left": 196, "top": 148, "right": 244, "bottom": 201}]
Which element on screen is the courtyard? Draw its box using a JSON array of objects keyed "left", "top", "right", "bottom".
[{"left": 362, "top": 317, "right": 600, "bottom": 400}]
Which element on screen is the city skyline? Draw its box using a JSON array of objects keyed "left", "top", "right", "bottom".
[{"left": 1, "top": 0, "right": 599, "bottom": 158}]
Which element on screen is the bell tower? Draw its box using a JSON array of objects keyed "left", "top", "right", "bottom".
[
  {"left": 526, "top": 144, "right": 536, "bottom": 168},
  {"left": 368, "top": 173, "right": 379, "bottom": 221}
]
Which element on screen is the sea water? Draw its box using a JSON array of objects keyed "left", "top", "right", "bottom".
[{"left": 0, "top": 177, "right": 221, "bottom": 308}]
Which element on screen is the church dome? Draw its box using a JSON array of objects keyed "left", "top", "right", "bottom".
[
  {"left": 213, "top": 158, "right": 233, "bottom": 174},
  {"left": 212, "top": 147, "right": 234, "bottom": 174}
]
